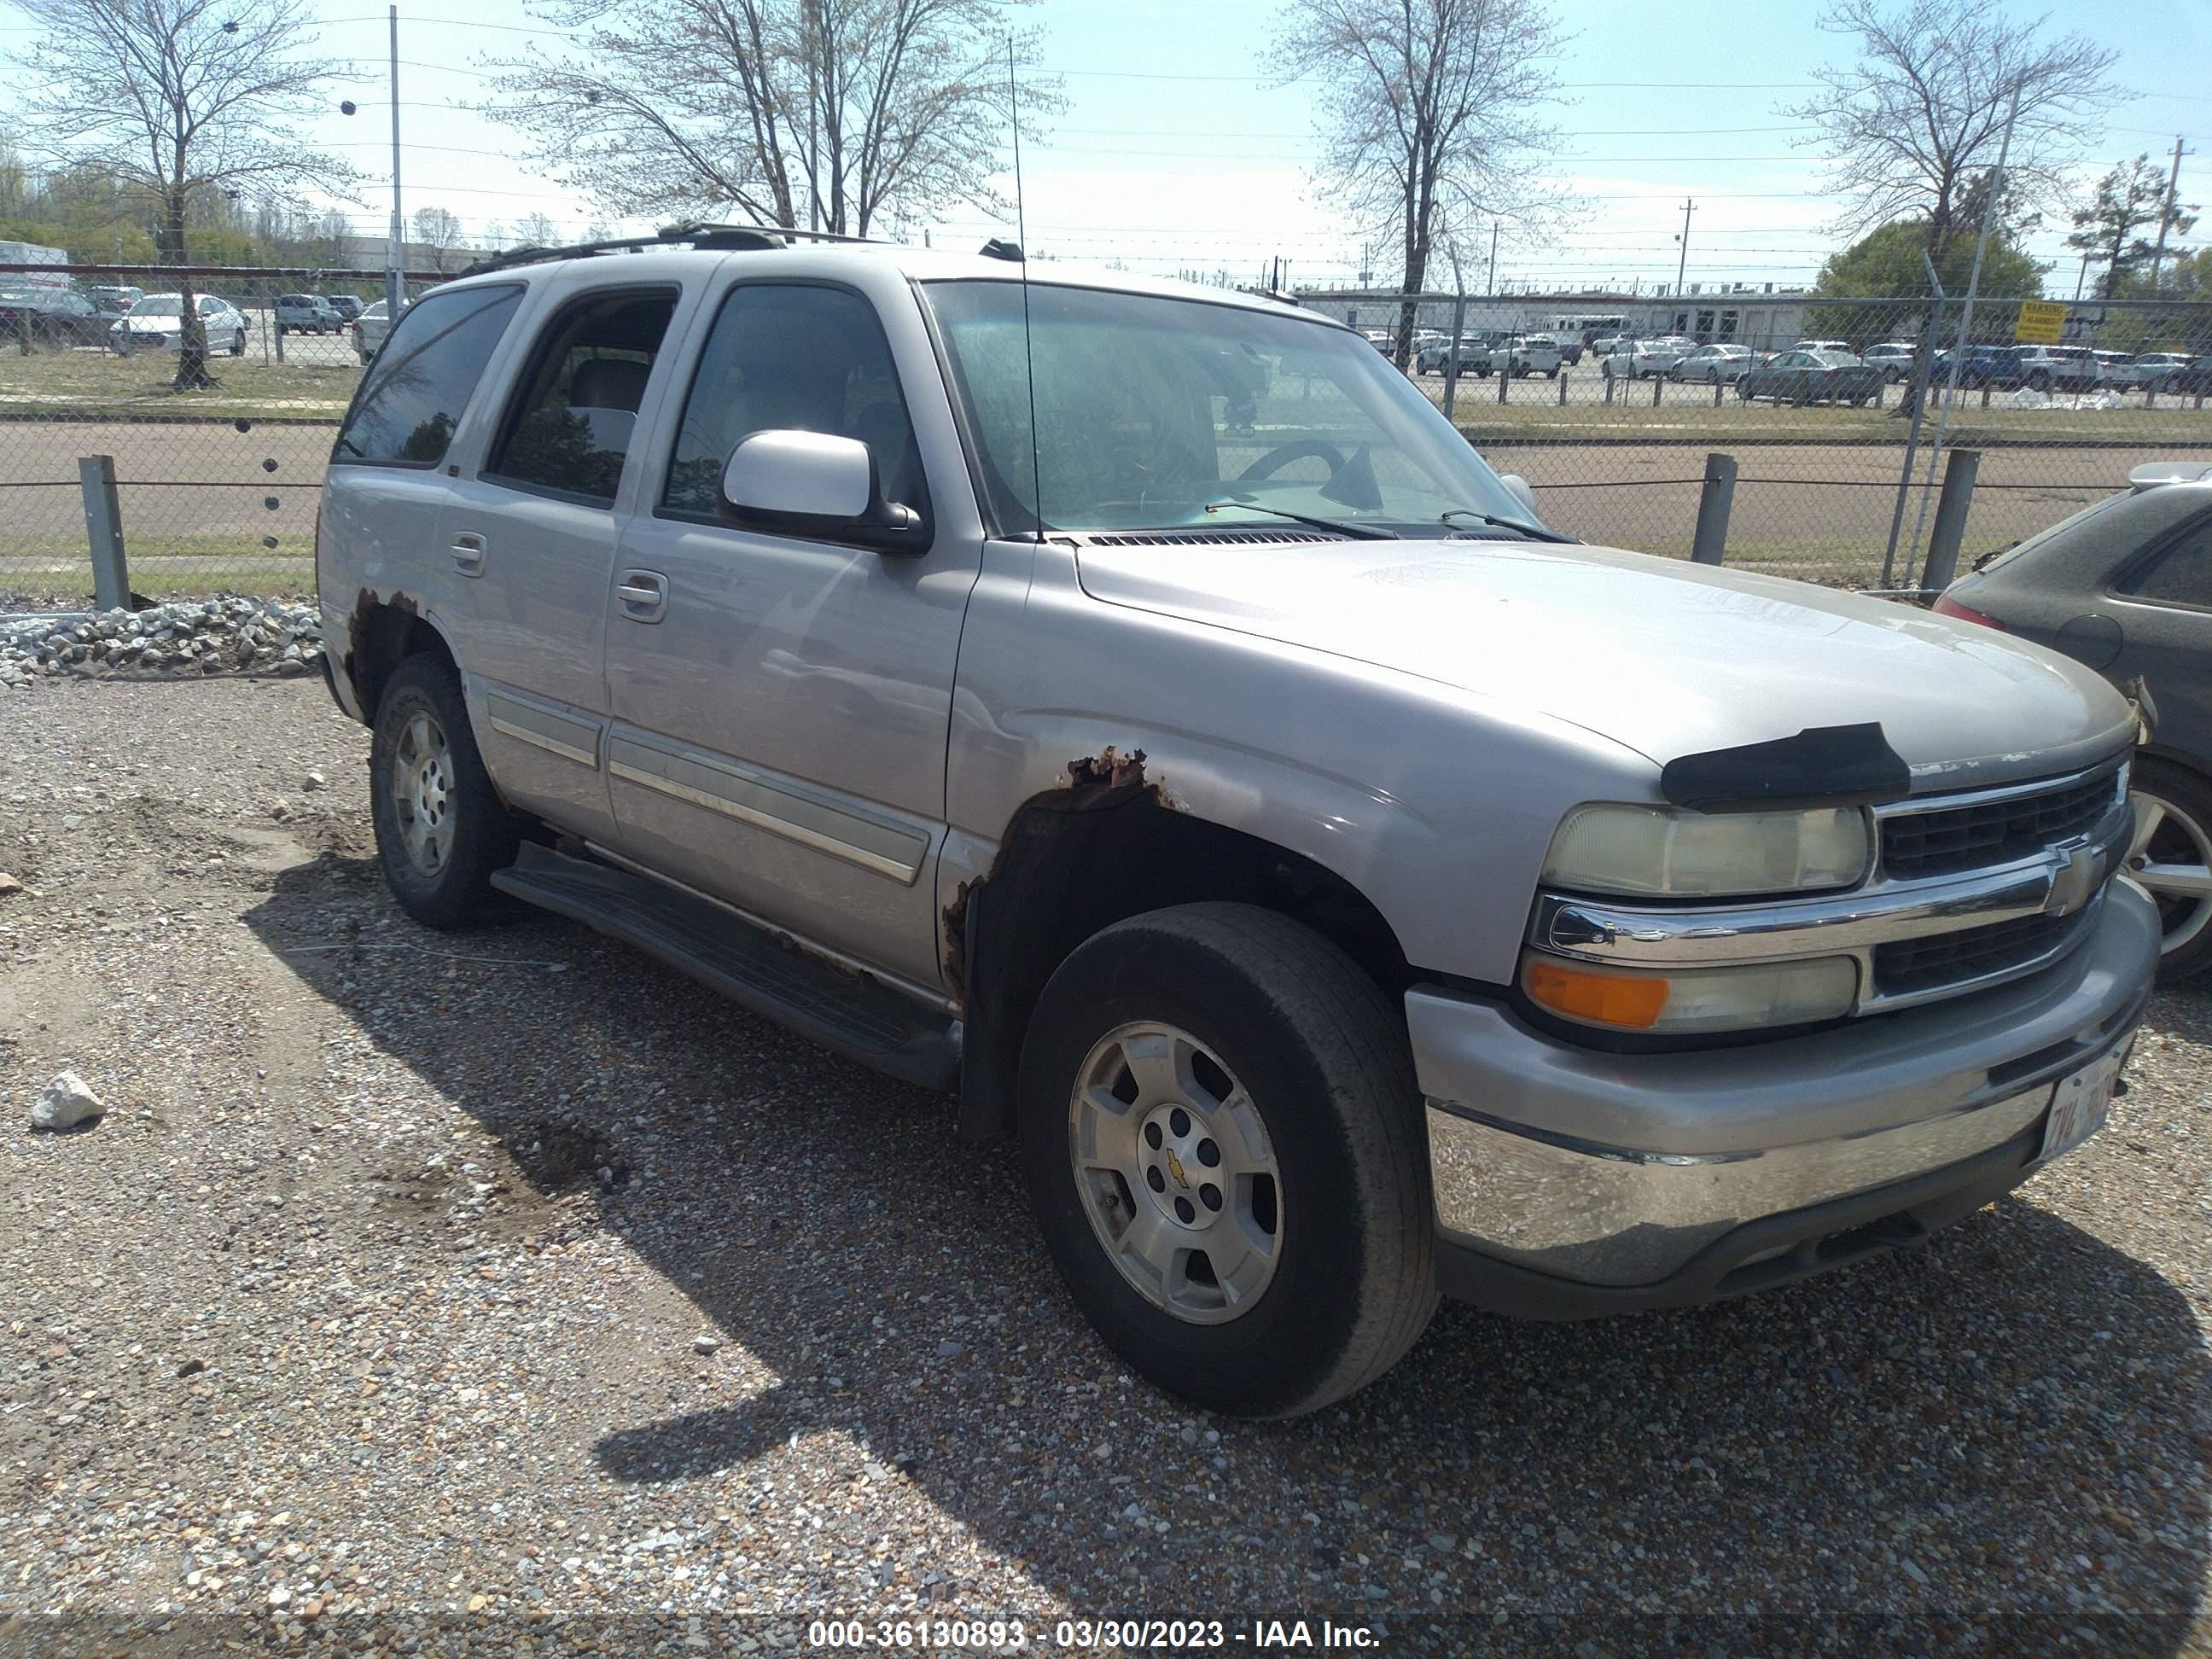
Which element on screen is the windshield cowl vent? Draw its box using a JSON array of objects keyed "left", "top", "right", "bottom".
[{"left": 1082, "top": 528, "right": 1337, "bottom": 547}]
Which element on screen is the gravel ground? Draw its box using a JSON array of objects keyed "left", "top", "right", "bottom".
[{"left": 0, "top": 675, "right": 2208, "bottom": 1657}]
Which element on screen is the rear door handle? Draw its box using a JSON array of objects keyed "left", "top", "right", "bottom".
[
  {"left": 615, "top": 568, "right": 668, "bottom": 624},
  {"left": 451, "top": 531, "right": 487, "bottom": 575}
]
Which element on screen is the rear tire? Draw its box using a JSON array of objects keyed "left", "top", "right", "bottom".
[
  {"left": 1018, "top": 903, "right": 1436, "bottom": 1418},
  {"left": 2128, "top": 758, "right": 2212, "bottom": 981},
  {"left": 370, "top": 654, "right": 522, "bottom": 929}
]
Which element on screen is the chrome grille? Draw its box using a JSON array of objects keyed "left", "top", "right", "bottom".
[{"left": 1880, "top": 767, "right": 2121, "bottom": 881}]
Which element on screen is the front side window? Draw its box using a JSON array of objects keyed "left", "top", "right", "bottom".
[
  {"left": 335, "top": 283, "right": 524, "bottom": 469},
  {"left": 2120, "top": 520, "right": 2212, "bottom": 609},
  {"left": 486, "top": 288, "right": 678, "bottom": 505},
  {"left": 923, "top": 280, "right": 1531, "bottom": 538},
  {"left": 661, "top": 283, "right": 927, "bottom": 527}
]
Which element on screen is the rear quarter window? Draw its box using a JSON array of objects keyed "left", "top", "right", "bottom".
[{"left": 334, "top": 283, "right": 525, "bottom": 468}]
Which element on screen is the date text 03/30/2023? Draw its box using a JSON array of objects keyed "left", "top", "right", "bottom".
[{"left": 804, "top": 1618, "right": 1382, "bottom": 1650}]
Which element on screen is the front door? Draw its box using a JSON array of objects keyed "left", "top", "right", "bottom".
[
  {"left": 439, "top": 284, "right": 684, "bottom": 843},
  {"left": 601, "top": 280, "right": 978, "bottom": 993}
]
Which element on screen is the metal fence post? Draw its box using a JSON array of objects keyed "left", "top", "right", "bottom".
[
  {"left": 1917, "top": 448, "right": 1980, "bottom": 593},
  {"left": 1557, "top": 370, "right": 1567, "bottom": 405},
  {"left": 1651, "top": 375, "right": 1663, "bottom": 407},
  {"left": 1498, "top": 362, "right": 1509, "bottom": 404},
  {"left": 1712, "top": 379, "right": 1722, "bottom": 407},
  {"left": 78, "top": 455, "right": 131, "bottom": 612},
  {"left": 1691, "top": 452, "right": 1737, "bottom": 566}
]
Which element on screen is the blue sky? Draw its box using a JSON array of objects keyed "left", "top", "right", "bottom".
[{"left": 7, "top": 0, "right": 2208, "bottom": 292}]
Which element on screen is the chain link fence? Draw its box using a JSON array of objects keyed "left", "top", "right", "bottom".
[
  {"left": 1392, "top": 294, "right": 2212, "bottom": 589},
  {"left": 0, "top": 264, "right": 443, "bottom": 608},
  {"left": 2, "top": 272, "right": 2209, "bottom": 608}
]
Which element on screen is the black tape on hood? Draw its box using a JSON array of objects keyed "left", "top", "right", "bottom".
[{"left": 1659, "top": 723, "right": 1911, "bottom": 814}]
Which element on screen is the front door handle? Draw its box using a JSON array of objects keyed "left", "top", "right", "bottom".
[
  {"left": 615, "top": 568, "right": 668, "bottom": 624},
  {"left": 451, "top": 531, "right": 487, "bottom": 575}
]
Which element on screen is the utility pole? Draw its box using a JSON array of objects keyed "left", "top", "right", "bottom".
[
  {"left": 2147, "top": 137, "right": 2191, "bottom": 290},
  {"left": 1674, "top": 199, "right": 1695, "bottom": 297},
  {"left": 384, "top": 4, "right": 402, "bottom": 323},
  {"left": 1486, "top": 220, "right": 1499, "bottom": 295},
  {"left": 2074, "top": 247, "right": 2092, "bottom": 302}
]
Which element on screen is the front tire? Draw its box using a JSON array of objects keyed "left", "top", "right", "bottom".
[
  {"left": 2128, "top": 759, "right": 2212, "bottom": 981},
  {"left": 1018, "top": 903, "right": 1436, "bottom": 1418},
  {"left": 370, "top": 654, "right": 522, "bottom": 928}
]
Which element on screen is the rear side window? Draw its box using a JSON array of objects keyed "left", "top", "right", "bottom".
[
  {"left": 335, "top": 283, "right": 524, "bottom": 468},
  {"left": 2119, "top": 518, "right": 2212, "bottom": 609},
  {"left": 485, "top": 288, "right": 678, "bottom": 505}
]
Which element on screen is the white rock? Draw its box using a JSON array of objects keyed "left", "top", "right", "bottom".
[{"left": 32, "top": 1072, "right": 105, "bottom": 1132}]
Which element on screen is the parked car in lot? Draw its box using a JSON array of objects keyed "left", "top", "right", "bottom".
[
  {"left": 318, "top": 230, "right": 2157, "bottom": 1417},
  {"left": 2128, "top": 352, "right": 2195, "bottom": 390},
  {"left": 1936, "top": 469, "right": 2212, "bottom": 977},
  {"left": 84, "top": 284, "right": 143, "bottom": 325},
  {"left": 1861, "top": 341, "right": 1918, "bottom": 382},
  {"left": 1416, "top": 329, "right": 1502, "bottom": 376},
  {"left": 1792, "top": 338, "right": 1854, "bottom": 355},
  {"left": 350, "top": 298, "right": 398, "bottom": 364},
  {"left": 1668, "top": 343, "right": 1759, "bottom": 383},
  {"left": 2092, "top": 351, "right": 2147, "bottom": 391},
  {"left": 1738, "top": 347, "right": 1886, "bottom": 406},
  {"left": 1986, "top": 345, "right": 2104, "bottom": 394},
  {"left": 1931, "top": 343, "right": 2009, "bottom": 387},
  {"left": 274, "top": 293, "right": 345, "bottom": 335},
  {"left": 111, "top": 293, "right": 248, "bottom": 356},
  {"left": 323, "top": 293, "right": 365, "bottom": 323},
  {"left": 0, "top": 287, "right": 108, "bottom": 346},
  {"left": 1498, "top": 333, "right": 1566, "bottom": 377},
  {"left": 1602, "top": 337, "right": 1692, "bottom": 379}
]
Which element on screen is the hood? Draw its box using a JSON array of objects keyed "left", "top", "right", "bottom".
[
  {"left": 1074, "top": 536, "right": 2134, "bottom": 786},
  {"left": 115, "top": 314, "right": 184, "bottom": 333}
]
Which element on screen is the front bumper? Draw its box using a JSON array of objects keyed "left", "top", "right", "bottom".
[{"left": 1412, "top": 879, "right": 2158, "bottom": 1316}]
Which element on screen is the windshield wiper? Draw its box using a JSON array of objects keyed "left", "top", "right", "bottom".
[
  {"left": 1202, "top": 498, "right": 1398, "bottom": 540},
  {"left": 1440, "top": 508, "right": 1575, "bottom": 544}
]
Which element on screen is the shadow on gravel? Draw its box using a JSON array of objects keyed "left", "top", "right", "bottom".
[{"left": 246, "top": 853, "right": 2211, "bottom": 1644}]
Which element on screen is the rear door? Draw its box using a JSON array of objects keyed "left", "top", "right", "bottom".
[
  {"left": 437, "top": 280, "right": 689, "bottom": 843},
  {"left": 2110, "top": 509, "right": 2212, "bottom": 764},
  {"left": 599, "top": 275, "right": 981, "bottom": 992}
]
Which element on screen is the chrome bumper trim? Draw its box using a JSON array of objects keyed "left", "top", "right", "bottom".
[{"left": 1416, "top": 882, "right": 2158, "bottom": 1286}]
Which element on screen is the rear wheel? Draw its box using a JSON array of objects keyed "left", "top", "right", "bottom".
[
  {"left": 370, "top": 654, "right": 522, "bottom": 928},
  {"left": 1019, "top": 903, "right": 1435, "bottom": 1418},
  {"left": 2127, "top": 759, "right": 2212, "bottom": 981}
]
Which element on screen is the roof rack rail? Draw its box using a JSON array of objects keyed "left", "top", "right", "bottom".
[{"left": 457, "top": 219, "right": 883, "bottom": 278}]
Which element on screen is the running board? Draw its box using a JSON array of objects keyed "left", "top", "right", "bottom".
[{"left": 492, "top": 841, "right": 961, "bottom": 1091}]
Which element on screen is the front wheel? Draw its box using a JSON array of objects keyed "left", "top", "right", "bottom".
[
  {"left": 1019, "top": 903, "right": 1435, "bottom": 1418},
  {"left": 230, "top": 329, "right": 246, "bottom": 357},
  {"left": 370, "top": 654, "right": 523, "bottom": 928},
  {"left": 2128, "top": 759, "right": 2212, "bottom": 981}
]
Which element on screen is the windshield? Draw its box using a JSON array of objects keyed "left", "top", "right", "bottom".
[
  {"left": 131, "top": 297, "right": 183, "bottom": 317},
  {"left": 921, "top": 281, "right": 1532, "bottom": 537}
]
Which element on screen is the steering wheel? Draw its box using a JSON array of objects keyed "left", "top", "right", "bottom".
[{"left": 1238, "top": 439, "right": 1345, "bottom": 483}]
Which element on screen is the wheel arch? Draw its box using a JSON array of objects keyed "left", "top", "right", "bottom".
[
  {"left": 340, "top": 588, "right": 463, "bottom": 724},
  {"left": 947, "top": 773, "right": 1415, "bottom": 1144}
]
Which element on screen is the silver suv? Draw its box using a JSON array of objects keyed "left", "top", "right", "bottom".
[{"left": 316, "top": 227, "right": 2158, "bottom": 1417}]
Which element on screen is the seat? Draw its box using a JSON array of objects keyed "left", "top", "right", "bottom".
[{"left": 568, "top": 355, "right": 652, "bottom": 457}]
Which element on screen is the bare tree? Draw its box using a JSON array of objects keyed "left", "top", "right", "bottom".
[
  {"left": 1789, "top": 0, "right": 2122, "bottom": 278},
  {"left": 15, "top": 0, "right": 357, "bottom": 388},
  {"left": 483, "top": 0, "right": 1055, "bottom": 237},
  {"left": 513, "top": 211, "right": 561, "bottom": 249},
  {"left": 1271, "top": 0, "right": 1569, "bottom": 365},
  {"left": 411, "top": 205, "right": 468, "bottom": 273}
]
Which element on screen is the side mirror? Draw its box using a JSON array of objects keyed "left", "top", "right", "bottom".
[
  {"left": 719, "top": 428, "right": 921, "bottom": 545},
  {"left": 1497, "top": 473, "right": 1540, "bottom": 520}
]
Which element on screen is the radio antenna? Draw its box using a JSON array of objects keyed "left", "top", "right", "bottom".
[{"left": 1008, "top": 35, "right": 1042, "bottom": 542}]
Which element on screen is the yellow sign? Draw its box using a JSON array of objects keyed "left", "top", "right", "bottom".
[{"left": 2015, "top": 300, "right": 2068, "bottom": 344}]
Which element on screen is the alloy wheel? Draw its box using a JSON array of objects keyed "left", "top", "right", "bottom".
[
  {"left": 392, "top": 710, "right": 457, "bottom": 877},
  {"left": 1068, "top": 1022, "right": 1281, "bottom": 1324},
  {"left": 2128, "top": 790, "right": 2212, "bottom": 957}
]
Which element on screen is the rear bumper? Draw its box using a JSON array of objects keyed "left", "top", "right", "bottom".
[{"left": 1409, "top": 880, "right": 2157, "bottom": 1314}]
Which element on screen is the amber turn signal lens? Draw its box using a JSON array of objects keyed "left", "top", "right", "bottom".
[{"left": 1523, "top": 959, "right": 1669, "bottom": 1028}]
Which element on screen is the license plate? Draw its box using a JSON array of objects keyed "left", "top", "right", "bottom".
[{"left": 2038, "top": 1044, "right": 2128, "bottom": 1163}]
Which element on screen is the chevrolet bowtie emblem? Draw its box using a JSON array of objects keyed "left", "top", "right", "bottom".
[
  {"left": 1164, "top": 1148, "right": 1190, "bottom": 1190},
  {"left": 2046, "top": 841, "right": 2109, "bottom": 917}
]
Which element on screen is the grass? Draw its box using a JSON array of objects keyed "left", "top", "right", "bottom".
[{"left": 0, "top": 345, "right": 358, "bottom": 422}]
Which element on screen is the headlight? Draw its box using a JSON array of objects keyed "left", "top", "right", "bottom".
[
  {"left": 1541, "top": 803, "right": 1871, "bottom": 898},
  {"left": 1522, "top": 951, "right": 1858, "bottom": 1034}
]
